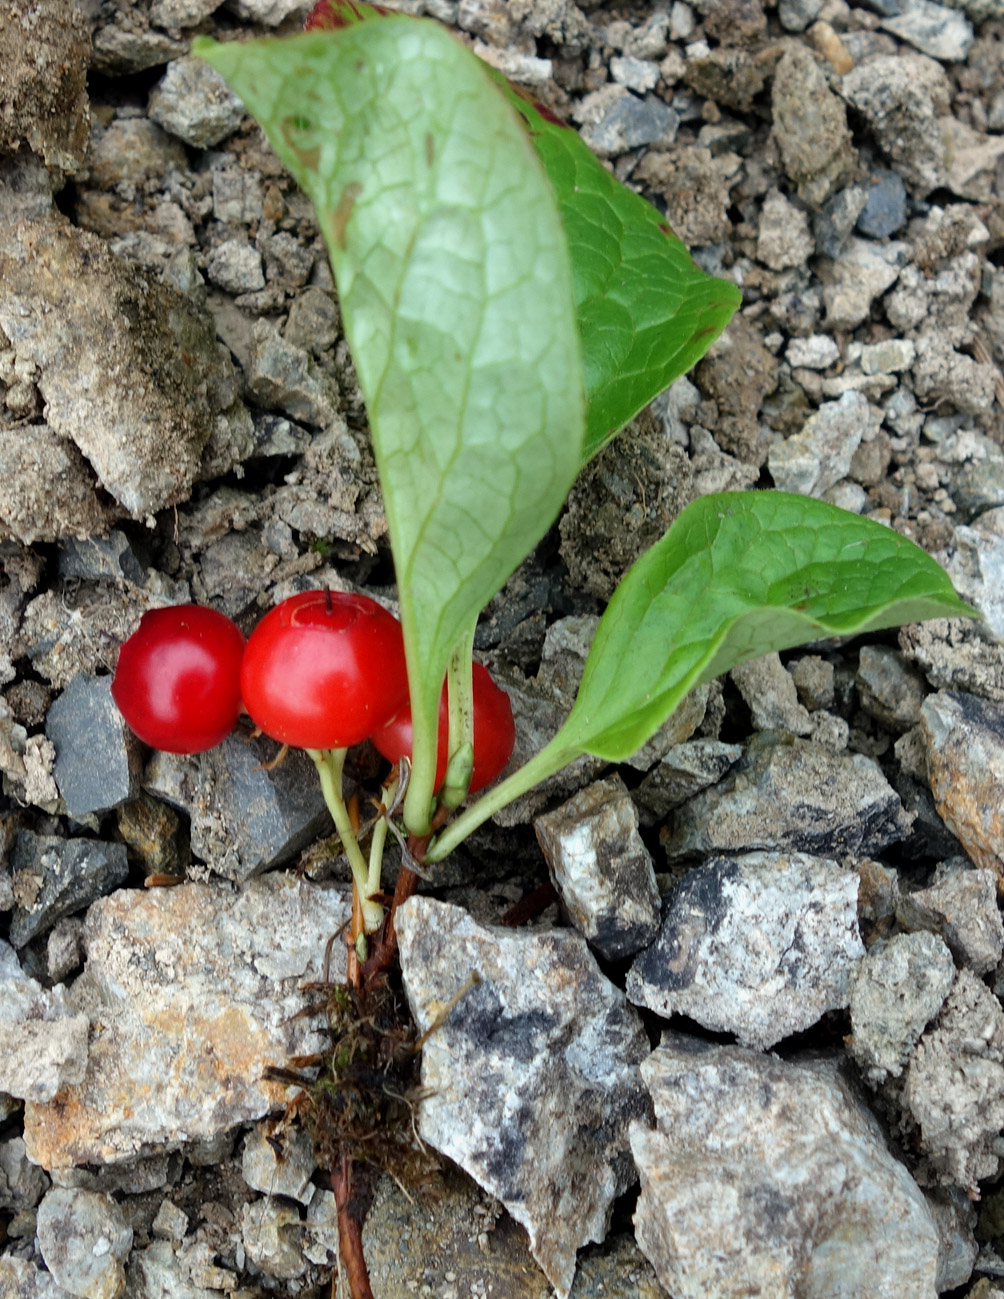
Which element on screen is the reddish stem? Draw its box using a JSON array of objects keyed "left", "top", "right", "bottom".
[{"left": 331, "top": 1155, "right": 373, "bottom": 1299}]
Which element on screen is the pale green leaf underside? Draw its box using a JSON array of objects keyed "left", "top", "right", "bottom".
[
  {"left": 560, "top": 491, "right": 975, "bottom": 761},
  {"left": 195, "top": 26, "right": 584, "bottom": 787}
]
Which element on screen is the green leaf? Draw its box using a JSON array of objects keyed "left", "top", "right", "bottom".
[
  {"left": 558, "top": 491, "right": 976, "bottom": 761},
  {"left": 488, "top": 84, "right": 741, "bottom": 461},
  {"left": 288, "top": 2, "right": 740, "bottom": 462},
  {"left": 195, "top": 23, "right": 584, "bottom": 832}
]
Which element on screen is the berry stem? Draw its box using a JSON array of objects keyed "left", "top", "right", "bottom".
[{"left": 308, "top": 747, "right": 385, "bottom": 934}]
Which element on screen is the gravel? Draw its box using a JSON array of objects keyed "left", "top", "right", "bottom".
[{"left": 2, "top": 0, "right": 1004, "bottom": 1292}]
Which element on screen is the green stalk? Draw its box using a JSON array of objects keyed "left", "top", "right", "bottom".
[
  {"left": 424, "top": 734, "right": 581, "bottom": 863},
  {"left": 440, "top": 624, "right": 476, "bottom": 810},
  {"left": 366, "top": 769, "right": 398, "bottom": 902},
  {"left": 308, "top": 747, "right": 384, "bottom": 934}
]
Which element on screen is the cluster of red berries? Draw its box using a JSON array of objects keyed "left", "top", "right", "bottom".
[{"left": 111, "top": 594, "right": 515, "bottom": 795}]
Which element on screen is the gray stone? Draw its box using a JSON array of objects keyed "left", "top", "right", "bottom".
[
  {"left": 942, "top": 526, "right": 1004, "bottom": 643},
  {"left": 899, "top": 618, "right": 1004, "bottom": 708},
  {"left": 856, "top": 168, "right": 908, "bottom": 238},
  {"left": 47, "top": 675, "right": 141, "bottom": 818},
  {"left": 47, "top": 917, "right": 85, "bottom": 985},
  {"left": 879, "top": 0, "right": 974, "bottom": 60},
  {"left": 261, "top": 231, "right": 315, "bottom": 289},
  {"left": 856, "top": 644, "right": 927, "bottom": 731},
  {"left": 57, "top": 532, "right": 145, "bottom": 585},
  {"left": 572, "top": 85, "right": 678, "bottom": 157},
  {"left": 949, "top": 435, "right": 1004, "bottom": 519},
  {"left": 124, "top": 1240, "right": 225, "bottom": 1297},
  {"left": 841, "top": 55, "right": 951, "bottom": 196},
  {"left": 632, "top": 1039, "right": 942, "bottom": 1297},
  {"left": 0, "top": 1136, "right": 49, "bottom": 1212},
  {"left": 778, "top": 0, "right": 823, "bottom": 29},
  {"left": 36, "top": 1186, "right": 133, "bottom": 1299},
  {"left": 9, "top": 833, "right": 129, "bottom": 949},
  {"left": 148, "top": 57, "right": 246, "bottom": 149},
  {"left": 0, "top": 939, "right": 88, "bottom": 1103},
  {"left": 240, "top": 1198, "right": 308, "bottom": 1281},
  {"left": 0, "top": 1258, "right": 77, "bottom": 1299},
  {"left": 149, "top": 0, "right": 223, "bottom": 32},
  {"left": 247, "top": 317, "right": 340, "bottom": 428},
  {"left": 23, "top": 876, "right": 352, "bottom": 1169},
  {"left": 396, "top": 897, "right": 651, "bottom": 1299},
  {"left": 632, "top": 738, "right": 743, "bottom": 825},
  {"left": 786, "top": 334, "right": 839, "bottom": 370},
  {"left": 534, "top": 776, "right": 661, "bottom": 962},
  {"left": 768, "top": 390, "right": 874, "bottom": 497},
  {"left": 0, "top": 212, "right": 245, "bottom": 517},
  {"left": 730, "top": 652, "right": 813, "bottom": 734},
  {"left": 205, "top": 239, "right": 264, "bottom": 294},
  {"left": 627, "top": 851, "right": 865, "bottom": 1049},
  {"left": 241, "top": 1124, "right": 317, "bottom": 1205},
  {"left": 898, "top": 862, "right": 1004, "bottom": 975},
  {"left": 904, "top": 969, "right": 1004, "bottom": 1188},
  {"left": 814, "top": 185, "right": 868, "bottom": 259},
  {"left": 771, "top": 43, "right": 856, "bottom": 206},
  {"left": 283, "top": 286, "right": 340, "bottom": 355},
  {"left": 87, "top": 119, "right": 187, "bottom": 188},
  {"left": 887, "top": 257, "right": 981, "bottom": 347},
  {"left": 912, "top": 336, "right": 998, "bottom": 416},
  {"left": 609, "top": 55, "right": 660, "bottom": 93},
  {"left": 249, "top": 412, "right": 313, "bottom": 460},
  {"left": 847, "top": 931, "right": 955, "bottom": 1084},
  {"left": 860, "top": 338, "right": 916, "bottom": 375},
  {"left": 0, "top": 424, "right": 113, "bottom": 546},
  {"left": 184, "top": 733, "right": 332, "bottom": 881},
  {"left": 921, "top": 692, "right": 1004, "bottom": 886},
  {"left": 756, "top": 188, "right": 814, "bottom": 270},
  {"left": 150, "top": 1198, "right": 189, "bottom": 1242},
  {"left": 230, "top": 0, "right": 325, "bottom": 23},
  {"left": 662, "top": 735, "right": 913, "bottom": 862},
  {"left": 823, "top": 237, "right": 905, "bottom": 330}
]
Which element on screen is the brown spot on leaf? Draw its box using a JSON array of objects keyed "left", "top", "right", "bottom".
[
  {"left": 280, "top": 116, "right": 320, "bottom": 171},
  {"left": 331, "top": 181, "right": 363, "bottom": 249}
]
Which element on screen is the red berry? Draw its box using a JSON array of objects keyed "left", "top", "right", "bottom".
[
  {"left": 372, "top": 662, "right": 515, "bottom": 794},
  {"left": 240, "top": 590, "right": 408, "bottom": 749},
  {"left": 111, "top": 605, "right": 245, "bottom": 754}
]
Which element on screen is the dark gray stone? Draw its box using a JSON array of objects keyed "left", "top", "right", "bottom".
[
  {"left": 627, "top": 852, "right": 864, "bottom": 1049},
  {"left": 662, "top": 735, "right": 913, "bottom": 862},
  {"left": 249, "top": 413, "right": 312, "bottom": 460},
  {"left": 46, "top": 674, "right": 141, "bottom": 817},
  {"left": 534, "top": 776, "right": 661, "bottom": 962},
  {"left": 397, "top": 897, "right": 652, "bottom": 1298},
  {"left": 633, "top": 739, "right": 743, "bottom": 826},
  {"left": 815, "top": 184, "right": 867, "bottom": 259},
  {"left": 57, "top": 531, "right": 146, "bottom": 584},
  {"left": 574, "top": 85, "right": 678, "bottom": 157},
  {"left": 9, "top": 831, "right": 129, "bottom": 947},
  {"left": 856, "top": 169, "right": 908, "bottom": 238},
  {"left": 188, "top": 734, "right": 332, "bottom": 881}
]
